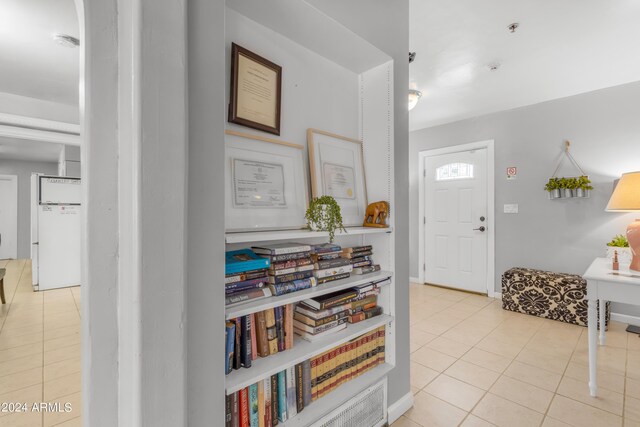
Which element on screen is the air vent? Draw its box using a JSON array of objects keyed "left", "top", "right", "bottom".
[{"left": 312, "top": 380, "right": 387, "bottom": 427}]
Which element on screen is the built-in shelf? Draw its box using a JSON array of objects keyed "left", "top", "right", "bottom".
[
  {"left": 281, "top": 363, "right": 394, "bottom": 426},
  {"left": 225, "top": 270, "right": 393, "bottom": 319},
  {"left": 225, "top": 314, "right": 394, "bottom": 394},
  {"left": 225, "top": 226, "right": 393, "bottom": 244}
]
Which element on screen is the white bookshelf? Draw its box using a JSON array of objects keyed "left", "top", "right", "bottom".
[{"left": 223, "top": 0, "right": 395, "bottom": 424}]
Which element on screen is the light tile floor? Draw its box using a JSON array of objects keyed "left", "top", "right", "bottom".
[
  {"left": 0, "top": 259, "right": 81, "bottom": 426},
  {"left": 392, "top": 282, "right": 640, "bottom": 427}
]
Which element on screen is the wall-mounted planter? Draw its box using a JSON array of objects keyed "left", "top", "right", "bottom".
[{"left": 545, "top": 176, "right": 592, "bottom": 200}]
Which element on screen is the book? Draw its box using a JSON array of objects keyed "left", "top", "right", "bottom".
[
  {"left": 226, "top": 288, "right": 273, "bottom": 306},
  {"left": 351, "top": 259, "right": 373, "bottom": 268},
  {"left": 293, "top": 317, "right": 347, "bottom": 334},
  {"left": 225, "top": 277, "right": 268, "bottom": 294},
  {"left": 348, "top": 306, "right": 383, "bottom": 323},
  {"left": 265, "top": 309, "right": 278, "bottom": 355},
  {"left": 295, "top": 363, "right": 304, "bottom": 413},
  {"left": 270, "top": 251, "right": 312, "bottom": 262},
  {"left": 294, "top": 322, "right": 347, "bottom": 342},
  {"left": 249, "top": 383, "right": 259, "bottom": 427},
  {"left": 225, "top": 321, "right": 236, "bottom": 374},
  {"left": 277, "top": 371, "right": 287, "bottom": 422},
  {"left": 263, "top": 379, "right": 271, "bottom": 427},
  {"left": 254, "top": 311, "right": 269, "bottom": 357},
  {"left": 295, "top": 302, "right": 351, "bottom": 320},
  {"left": 270, "top": 258, "right": 313, "bottom": 270},
  {"left": 232, "top": 392, "right": 240, "bottom": 427},
  {"left": 268, "top": 264, "right": 314, "bottom": 276},
  {"left": 284, "top": 304, "right": 294, "bottom": 350},
  {"left": 225, "top": 268, "right": 270, "bottom": 284},
  {"left": 270, "top": 375, "right": 279, "bottom": 426},
  {"left": 313, "top": 257, "right": 352, "bottom": 270},
  {"left": 285, "top": 366, "right": 298, "bottom": 418},
  {"left": 340, "top": 250, "right": 372, "bottom": 259},
  {"left": 352, "top": 265, "right": 381, "bottom": 275},
  {"left": 240, "top": 315, "right": 252, "bottom": 368},
  {"left": 250, "top": 313, "right": 257, "bottom": 361},
  {"left": 313, "top": 264, "right": 353, "bottom": 279},
  {"left": 226, "top": 393, "right": 232, "bottom": 427},
  {"left": 239, "top": 388, "right": 249, "bottom": 427},
  {"left": 311, "top": 252, "right": 341, "bottom": 262},
  {"left": 311, "top": 243, "right": 342, "bottom": 254},
  {"left": 342, "top": 245, "right": 372, "bottom": 253},
  {"left": 302, "top": 360, "right": 312, "bottom": 407},
  {"left": 316, "top": 272, "right": 350, "bottom": 285},
  {"left": 252, "top": 243, "right": 312, "bottom": 256},
  {"left": 268, "top": 277, "right": 316, "bottom": 296},
  {"left": 268, "top": 271, "right": 313, "bottom": 284},
  {"left": 233, "top": 318, "right": 242, "bottom": 370},
  {"left": 258, "top": 381, "right": 265, "bottom": 427},
  {"left": 350, "top": 295, "right": 378, "bottom": 310},
  {"left": 294, "top": 309, "right": 348, "bottom": 327},
  {"left": 302, "top": 289, "right": 359, "bottom": 310},
  {"left": 274, "top": 306, "right": 285, "bottom": 352},
  {"left": 226, "top": 249, "right": 271, "bottom": 275}
]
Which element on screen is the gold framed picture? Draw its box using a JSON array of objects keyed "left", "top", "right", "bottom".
[{"left": 228, "top": 43, "right": 282, "bottom": 135}]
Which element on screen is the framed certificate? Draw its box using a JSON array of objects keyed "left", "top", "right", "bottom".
[
  {"left": 307, "top": 129, "right": 368, "bottom": 226},
  {"left": 229, "top": 43, "right": 282, "bottom": 135},
  {"left": 225, "top": 130, "right": 308, "bottom": 231}
]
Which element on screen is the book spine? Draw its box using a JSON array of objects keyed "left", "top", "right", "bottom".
[
  {"left": 226, "top": 393, "right": 232, "bottom": 427},
  {"left": 239, "top": 388, "right": 249, "bottom": 427},
  {"left": 233, "top": 318, "right": 242, "bottom": 370},
  {"left": 268, "top": 277, "right": 316, "bottom": 296},
  {"left": 294, "top": 318, "right": 346, "bottom": 334},
  {"left": 269, "top": 264, "right": 314, "bottom": 276},
  {"left": 270, "top": 375, "right": 279, "bottom": 426},
  {"left": 286, "top": 366, "right": 298, "bottom": 418},
  {"left": 240, "top": 315, "right": 252, "bottom": 368},
  {"left": 254, "top": 311, "right": 270, "bottom": 357},
  {"left": 258, "top": 381, "right": 265, "bottom": 427},
  {"left": 315, "top": 272, "right": 350, "bottom": 285},
  {"left": 263, "top": 379, "right": 271, "bottom": 427},
  {"left": 284, "top": 304, "right": 294, "bottom": 350},
  {"left": 302, "top": 359, "right": 312, "bottom": 407},
  {"left": 225, "top": 277, "right": 268, "bottom": 294},
  {"left": 270, "top": 258, "right": 313, "bottom": 270},
  {"left": 225, "top": 270, "right": 269, "bottom": 284},
  {"left": 352, "top": 265, "right": 381, "bottom": 275},
  {"left": 253, "top": 245, "right": 310, "bottom": 255},
  {"left": 312, "top": 265, "right": 353, "bottom": 279},
  {"left": 274, "top": 306, "right": 285, "bottom": 352},
  {"left": 249, "top": 383, "right": 259, "bottom": 427},
  {"left": 295, "top": 363, "right": 304, "bottom": 413},
  {"left": 270, "top": 252, "right": 311, "bottom": 262},
  {"left": 313, "top": 257, "right": 352, "bottom": 269},
  {"left": 232, "top": 391, "right": 239, "bottom": 427},
  {"left": 269, "top": 271, "right": 313, "bottom": 284},
  {"left": 250, "top": 313, "right": 257, "bottom": 361},
  {"left": 265, "top": 309, "right": 279, "bottom": 355},
  {"left": 310, "top": 355, "right": 318, "bottom": 401},
  {"left": 277, "top": 371, "right": 287, "bottom": 422},
  {"left": 225, "top": 322, "right": 236, "bottom": 374},
  {"left": 226, "top": 288, "right": 272, "bottom": 306},
  {"left": 295, "top": 302, "right": 350, "bottom": 320}
]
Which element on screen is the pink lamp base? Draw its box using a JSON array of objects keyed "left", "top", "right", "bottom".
[{"left": 629, "top": 219, "right": 640, "bottom": 272}]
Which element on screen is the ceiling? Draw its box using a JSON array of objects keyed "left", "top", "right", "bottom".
[
  {"left": 409, "top": 0, "right": 640, "bottom": 131},
  {"left": 0, "top": 0, "right": 79, "bottom": 106},
  {"left": 0, "top": 136, "right": 62, "bottom": 162}
]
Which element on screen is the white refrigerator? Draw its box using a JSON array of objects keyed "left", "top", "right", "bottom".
[{"left": 31, "top": 175, "right": 81, "bottom": 291}]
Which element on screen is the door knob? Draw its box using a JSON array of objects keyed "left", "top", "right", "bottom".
[{"left": 473, "top": 226, "right": 486, "bottom": 232}]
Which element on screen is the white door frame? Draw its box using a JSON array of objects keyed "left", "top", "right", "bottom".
[
  {"left": 418, "top": 140, "right": 495, "bottom": 297},
  {"left": 0, "top": 174, "right": 18, "bottom": 260}
]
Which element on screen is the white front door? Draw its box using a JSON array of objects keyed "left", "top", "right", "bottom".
[
  {"left": 423, "top": 149, "right": 488, "bottom": 293},
  {"left": 0, "top": 175, "right": 18, "bottom": 260}
]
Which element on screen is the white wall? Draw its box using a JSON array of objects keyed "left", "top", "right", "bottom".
[
  {"left": 410, "top": 81, "right": 640, "bottom": 316},
  {"left": 0, "top": 92, "right": 79, "bottom": 124},
  {"left": 0, "top": 159, "right": 58, "bottom": 258}
]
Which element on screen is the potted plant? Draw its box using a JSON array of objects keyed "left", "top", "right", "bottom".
[
  {"left": 575, "top": 175, "right": 593, "bottom": 198},
  {"left": 606, "top": 234, "right": 632, "bottom": 263},
  {"left": 545, "top": 178, "right": 561, "bottom": 199},
  {"left": 305, "top": 196, "right": 346, "bottom": 242}
]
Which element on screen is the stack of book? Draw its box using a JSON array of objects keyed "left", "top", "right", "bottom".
[
  {"left": 340, "top": 245, "right": 381, "bottom": 275},
  {"left": 225, "top": 304, "right": 295, "bottom": 375},
  {"left": 225, "top": 362, "right": 311, "bottom": 426},
  {"left": 348, "top": 279, "right": 386, "bottom": 324},
  {"left": 311, "top": 243, "right": 352, "bottom": 284},
  {"left": 226, "top": 249, "right": 272, "bottom": 306},
  {"left": 252, "top": 243, "right": 317, "bottom": 296},
  {"left": 225, "top": 326, "right": 386, "bottom": 426}
]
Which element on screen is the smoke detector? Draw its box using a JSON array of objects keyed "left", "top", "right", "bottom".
[
  {"left": 52, "top": 33, "right": 80, "bottom": 48},
  {"left": 508, "top": 23, "right": 519, "bottom": 33},
  {"left": 488, "top": 63, "right": 501, "bottom": 71}
]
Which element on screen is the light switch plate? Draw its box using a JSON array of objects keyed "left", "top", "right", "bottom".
[{"left": 504, "top": 204, "right": 519, "bottom": 214}]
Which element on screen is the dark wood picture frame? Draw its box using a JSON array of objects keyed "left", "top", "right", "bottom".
[{"left": 229, "top": 43, "right": 282, "bottom": 135}]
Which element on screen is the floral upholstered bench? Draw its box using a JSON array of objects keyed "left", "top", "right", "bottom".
[{"left": 501, "top": 267, "right": 610, "bottom": 328}]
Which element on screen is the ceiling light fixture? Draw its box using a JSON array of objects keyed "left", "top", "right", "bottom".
[
  {"left": 488, "top": 63, "right": 501, "bottom": 71},
  {"left": 408, "top": 89, "right": 422, "bottom": 111},
  {"left": 52, "top": 33, "right": 80, "bottom": 48}
]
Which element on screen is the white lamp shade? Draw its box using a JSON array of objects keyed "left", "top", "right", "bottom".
[
  {"left": 606, "top": 171, "right": 640, "bottom": 211},
  {"left": 408, "top": 89, "right": 422, "bottom": 111}
]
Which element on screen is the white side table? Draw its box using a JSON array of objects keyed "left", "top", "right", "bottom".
[{"left": 584, "top": 257, "right": 640, "bottom": 396}]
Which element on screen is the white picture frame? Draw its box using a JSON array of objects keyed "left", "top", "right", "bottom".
[
  {"left": 307, "top": 129, "right": 368, "bottom": 226},
  {"left": 225, "top": 129, "right": 309, "bottom": 231}
]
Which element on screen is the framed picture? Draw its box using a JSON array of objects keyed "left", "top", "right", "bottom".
[
  {"left": 225, "top": 129, "right": 309, "bottom": 232},
  {"left": 229, "top": 43, "right": 282, "bottom": 135},
  {"left": 307, "top": 129, "right": 368, "bottom": 226}
]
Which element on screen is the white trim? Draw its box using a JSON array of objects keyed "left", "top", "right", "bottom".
[
  {"left": 418, "top": 140, "right": 496, "bottom": 296},
  {"left": 611, "top": 312, "right": 640, "bottom": 326},
  {"left": 409, "top": 276, "right": 421, "bottom": 284},
  {"left": 494, "top": 292, "right": 502, "bottom": 300},
  {"left": 0, "top": 124, "right": 80, "bottom": 146},
  {"left": 387, "top": 391, "right": 414, "bottom": 424},
  {"left": 0, "top": 113, "right": 80, "bottom": 135},
  {"left": 0, "top": 174, "right": 18, "bottom": 260}
]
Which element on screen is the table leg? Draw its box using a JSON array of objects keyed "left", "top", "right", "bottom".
[
  {"left": 599, "top": 299, "right": 606, "bottom": 346},
  {"left": 588, "top": 298, "right": 598, "bottom": 397}
]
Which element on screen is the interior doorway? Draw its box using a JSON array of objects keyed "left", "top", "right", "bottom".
[
  {"left": 418, "top": 141, "right": 495, "bottom": 296},
  {"left": 0, "top": 174, "right": 18, "bottom": 259}
]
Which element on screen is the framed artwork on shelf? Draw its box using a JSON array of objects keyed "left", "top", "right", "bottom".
[
  {"left": 225, "top": 129, "right": 309, "bottom": 232},
  {"left": 228, "top": 43, "right": 282, "bottom": 135},
  {"left": 307, "top": 128, "right": 368, "bottom": 227}
]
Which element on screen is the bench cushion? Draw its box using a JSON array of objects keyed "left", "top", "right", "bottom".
[{"left": 502, "top": 267, "right": 609, "bottom": 327}]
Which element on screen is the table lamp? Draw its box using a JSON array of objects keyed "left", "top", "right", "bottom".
[{"left": 606, "top": 171, "right": 640, "bottom": 271}]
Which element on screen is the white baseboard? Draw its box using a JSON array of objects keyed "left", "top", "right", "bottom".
[
  {"left": 611, "top": 312, "right": 640, "bottom": 326},
  {"left": 387, "top": 391, "right": 414, "bottom": 424},
  {"left": 493, "top": 292, "right": 502, "bottom": 300},
  {"left": 409, "top": 276, "right": 421, "bottom": 284}
]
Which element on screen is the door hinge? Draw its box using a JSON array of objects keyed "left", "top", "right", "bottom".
[{"left": 423, "top": 217, "right": 426, "bottom": 225}]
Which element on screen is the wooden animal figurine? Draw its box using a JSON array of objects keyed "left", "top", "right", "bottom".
[
  {"left": 363, "top": 201, "right": 390, "bottom": 228},
  {"left": 613, "top": 250, "right": 619, "bottom": 271}
]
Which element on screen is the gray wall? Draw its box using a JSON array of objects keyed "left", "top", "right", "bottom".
[
  {"left": 0, "top": 159, "right": 58, "bottom": 259},
  {"left": 410, "top": 81, "right": 640, "bottom": 316}
]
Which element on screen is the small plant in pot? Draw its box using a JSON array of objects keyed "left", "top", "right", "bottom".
[
  {"left": 545, "top": 178, "right": 561, "bottom": 199},
  {"left": 606, "top": 234, "right": 632, "bottom": 263},
  {"left": 559, "top": 177, "right": 576, "bottom": 198},
  {"left": 305, "top": 196, "right": 346, "bottom": 242},
  {"left": 575, "top": 175, "right": 593, "bottom": 198}
]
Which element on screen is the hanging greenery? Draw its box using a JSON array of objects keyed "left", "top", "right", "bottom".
[{"left": 305, "top": 196, "right": 346, "bottom": 242}]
